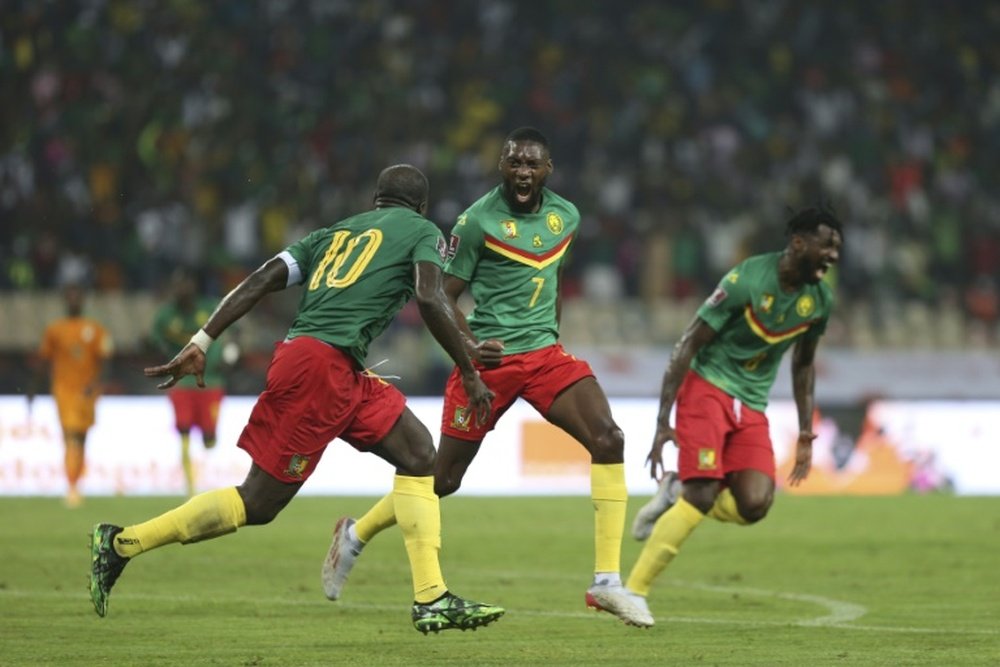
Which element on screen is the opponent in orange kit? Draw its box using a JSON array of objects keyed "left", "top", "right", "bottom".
[{"left": 36, "top": 284, "right": 114, "bottom": 507}]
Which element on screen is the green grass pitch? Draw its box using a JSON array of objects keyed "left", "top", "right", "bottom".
[{"left": 1, "top": 494, "right": 998, "bottom": 666}]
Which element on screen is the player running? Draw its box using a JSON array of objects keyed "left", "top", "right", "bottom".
[
  {"left": 89, "top": 165, "right": 504, "bottom": 634},
  {"left": 33, "top": 284, "right": 113, "bottom": 508},
  {"left": 322, "top": 128, "right": 650, "bottom": 628},
  {"left": 625, "top": 205, "right": 843, "bottom": 616}
]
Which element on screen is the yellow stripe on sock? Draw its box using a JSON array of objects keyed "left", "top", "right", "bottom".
[
  {"left": 708, "top": 488, "right": 749, "bottom": 525},
  {"left": 626, "top": 497, "right": 705, "bottom": 596},
  {"left": 591, "top": 463, "right": 627, "bottom": 575},
  {"left": 114, "top": 487, "right": 246, "bottom": 558},
  {"left": 354, "top": 492, "right": 397, "bottom": 544},
  {"left": 393, "top": 475, "right": 447, "bottom": 603}
]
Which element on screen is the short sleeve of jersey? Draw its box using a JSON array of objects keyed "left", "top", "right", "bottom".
[
  {"left": 443, "top": 213, "right": 485, "bottom": 281},
  {"left": 696, "top": 268, "right": 752, "bottom": 332},
  {"left": 412, "top": 223, "right": 447, "bottom": 268}
]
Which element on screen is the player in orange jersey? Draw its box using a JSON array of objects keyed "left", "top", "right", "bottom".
[{"left": 34, "top": 284, "right": 114, "bottom": 507}]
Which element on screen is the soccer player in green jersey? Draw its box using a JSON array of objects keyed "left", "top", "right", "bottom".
[
  {"left": 89, "top": 165, "right": 505, "bottom": 634},
  {"left": 625, "top": 205, "right": 843, "bottom": 614},
  {"left": 150, "top": 268, "right": 227, "bottom": 496},
  {"left": 325, "top": 128, "right": 652, "bottom": 628}
]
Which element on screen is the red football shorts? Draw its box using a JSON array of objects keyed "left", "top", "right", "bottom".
[
  {"left": 237, "top": 337, "right": 406, "bottom": 482},
  {"left": 168, "top": 387, "right": 224, "bottom": 438},
  {"left": 674, "top": 371, "right": 775, "bottom": 481},
  {"left": 440, "top": 343, "right": 594, "bottom": 441}
]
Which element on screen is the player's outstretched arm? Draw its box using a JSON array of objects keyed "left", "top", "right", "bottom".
[
  {"left": 144, "top": 258, "right": 289, "bottom": 390},
  {"left": 647, "top": 317, "right": 716, "bottom": 479},
  {"left": 788, "top": 336, "right": 820, "bottom": 486},
  {"left": 414, "top": 262, "right": 494, "bottom": 425}
]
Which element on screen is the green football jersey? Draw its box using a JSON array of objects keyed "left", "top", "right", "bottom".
[
  {"left": 283, "top": 207, "right": 446, "bottom": 368},
  {"left": 691, "top": 252, "right": 834, "bottom": 411},
  {"left": 151, "top": 298, "right": 225, "bottom": 388},
  {"left": 444, "top": 186, "right": 578, "bottom": 354}
]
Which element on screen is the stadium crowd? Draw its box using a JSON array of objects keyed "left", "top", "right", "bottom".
[{"left": 1, "top": 1, "right": 998, "bottom": 392}]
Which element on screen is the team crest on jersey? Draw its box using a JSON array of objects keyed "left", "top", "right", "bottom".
[
  {"left": 727, "top": 271, "right": 739, "bottom": 284},
  {"left": 706, "top": 287, "right": 728, "bottom": 308},
  {"left": 456, "top": 214, "right": 468, "bottom": 226},
  {"left": 546, "top": 212, "right": 564, "bottom": 234},
  {"left": 452, "top": 406, "right": 472, "bottom": 431},
  {"left": 436, "top": 236, "right": 448, "bottom": 262},
  {"left": 532, "top": 233, "right": 543, "bottom": 248},
  {"left": 447, "top": 235, "right": 460, "bottom": 260},
  {"left": 285, "top": 454, "right": 310, "bottom": 479},
  {"left": 500, "top": 220, "right": 518, "bottom": 240},
  {"left": 697, "top": 449, "right": 717, "bottom": 470},
  {"left": 796, "top": 295, "right": 815, "bottom": 317},
  {"left": 760, "top": 294, "right": 774, "bottom": 314}
]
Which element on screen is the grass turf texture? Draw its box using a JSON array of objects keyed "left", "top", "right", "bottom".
[{"left": 1, "top": 494, "right": 998, "bottom": 666}]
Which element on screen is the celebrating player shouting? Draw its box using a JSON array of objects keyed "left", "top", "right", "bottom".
[{"left": 323, "top": 128, "right": 650, "bottom": 627}]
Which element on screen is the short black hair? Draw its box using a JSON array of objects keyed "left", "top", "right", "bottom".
[
  {"left": 785, "top": 202, "right": 843, "bottom": 239},
  {"left": 374, "top": 164, "right": 428, "bottom": 209},
  {"left": 504, "top": 126, "right": 549, "bottom": 148}
]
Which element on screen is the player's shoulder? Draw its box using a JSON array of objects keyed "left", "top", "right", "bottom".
[
  {"left": 541, "top": 188, "right": 580, "bottom": 220},
  {"left": 813, "top": 278, "right": 835, "bottom": 310},
  {"left": 461, "top": 186, "right": 503, "bottom": 220}
]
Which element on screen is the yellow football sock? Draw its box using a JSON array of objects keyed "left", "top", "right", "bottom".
[
  {"left": 626, "top": 497, "right": 705, "bottom": 596},
  {"left": 355, "top": 492, "right": 397, "bottom": 544},
  {"left": 392, "top": 475, "right": 447, "bottom": 603},
  {"left": 113, "top": 487, "right": 247, "bottom": 558},
  {"left": 708, "top": 488, "right": 749, "bottom": 525},
  {"left": 180, "top": 433, "right": 195, "bottom": 496},
  {"left": 591, "top": 463, "right": 627, "bottom": 575}
]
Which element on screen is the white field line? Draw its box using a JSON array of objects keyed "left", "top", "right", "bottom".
[{"left": 1, "top": 585, "right": 995, "bottom": 636}]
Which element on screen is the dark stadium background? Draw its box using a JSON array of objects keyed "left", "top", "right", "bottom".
[{"left": 1, "top": 1, "right": 997, "bottom": 398}]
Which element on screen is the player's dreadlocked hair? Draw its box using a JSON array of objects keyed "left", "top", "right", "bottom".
[
  {"left": 785, "top": 201, "right": 844, "bottom": 239},
  {"left": 505, "top": 126, "right": 549, "bottom": 148}
]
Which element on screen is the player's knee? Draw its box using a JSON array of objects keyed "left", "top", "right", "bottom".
[
  {"left": 399, "top": 443, "right": 435, "bottom": 477},
  {"left": 239, "top": 494, "right": 283, "bottom": 525},
  {"left": 434, "top": 474, "right": 460, "bottom": 498},
  {"left": 590, "top": 424, "right": 624, "bottom": 463},
  {"left": 735, "top": 490, "right": 774, "bottom": 524},
  {"left": 683, "top": 486, "right": 718, "bottom": 514}
]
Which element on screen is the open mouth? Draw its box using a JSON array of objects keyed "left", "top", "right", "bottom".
[{"left": 514, "top": 182, "right": 533, "bottom": 203}]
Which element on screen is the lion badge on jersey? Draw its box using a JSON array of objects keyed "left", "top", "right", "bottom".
[
  {"left": 796, "top": 295, "right": 815, "bottom": 317},
  {"left": 546, "top": 212, "right": 564, "bottom": 234},
  {"left": 532, "top": 233, "right": 543, "bottom": 248},
  {"left": 760, "top": 294, "right": 774, "bottom": 314},
  {"left": 500, "top": 220, "right": 518, "bottom": 240}
]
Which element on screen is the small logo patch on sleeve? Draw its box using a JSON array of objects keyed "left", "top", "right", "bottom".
[
  {"left": 447, "top": 235, "right": 461, "bottom": 260},
  {"left": 436, "top": 236, "right": 448, "bottom": 262},
  {"left": 706, "top": 287, "right": 728, "bottom": 308}
]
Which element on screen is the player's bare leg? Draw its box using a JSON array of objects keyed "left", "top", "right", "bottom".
[
  {"left": 544, "top": 378, "right": 651, "bottom": 626},
  {"left": 64, "top": 432, "right": 86, "bottom": 508}
]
